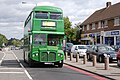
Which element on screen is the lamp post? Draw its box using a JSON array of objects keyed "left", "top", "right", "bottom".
[
  {"left": 22, "top": 1, "right": 37, "bottom": 6},
  {"left": 75, "top": 23, "right": 82, "bottom": 44},
  {"left": 100, "top": 31, "right": 105, "bottom": 44}
]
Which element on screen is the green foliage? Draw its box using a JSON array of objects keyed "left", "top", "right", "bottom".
[
  {"left": 64, "top": 17, "right": 72, "bottom": 30},
  {"left": 0, "top": 34, "right": 8, "bottom": 47},
  {"left": 64, "top": 17, "right": 72, "bottom": 42},
  {"left": 8, "top": 38, "right": 22, "bottom": 47},
  {"left": 64, "top": 17, "right": 80, "bottom": 42}
]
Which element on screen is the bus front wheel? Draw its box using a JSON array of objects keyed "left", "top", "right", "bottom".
[
  {"left": 28, "top": 58, "right": 34, "bottom": 67},
  {"left": 58, "top": 60, "right": 63, "bottom": 68},
  {"left": 23, "top": 51, "right": 26, "bottom": 63}
]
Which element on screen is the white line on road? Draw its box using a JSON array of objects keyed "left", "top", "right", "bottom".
[
  {"left": 24, "top": 70, "right": 33, "bottom": 80},
  {"left": 0, "top": 72, "right": 24, "bottom": 74},
  {"left": 11, "top": 51, "right": 33, "bottom": 80},
  {"left": 0, "top": 52, "right": 6, "bottom": 66},
  {"left": 0, "top": 68, "right": 22, "bottom": 70}
]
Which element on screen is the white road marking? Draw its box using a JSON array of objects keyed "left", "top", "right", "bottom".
[
  {"left": 0, "top": 52, "right": 6, "bottom": 66},
  {"left": 11, "top": 51, "right": 33, "bottom": 80},
  {"left": 20, "top": 63, "right": 24, "bottom": 68},
  {"left": 0, "top": 68, "right": 22, "bottom": 70},
  {"left": 24, "top": 70, "right": 33, "bottom": 80},
  {"left": 0, "top": 72, "right": 24, "bottom": 74}
]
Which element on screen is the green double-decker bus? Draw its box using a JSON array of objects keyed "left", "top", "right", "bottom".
[{"left": 23, "top": 6, "right": 64, "bottom": 67}]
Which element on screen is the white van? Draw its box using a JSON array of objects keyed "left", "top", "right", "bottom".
[{"left": 71, "top": 45, "right": 88, "bottom": 57}]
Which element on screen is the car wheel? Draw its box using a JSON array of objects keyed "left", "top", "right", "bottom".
[
  {"left": 98, "top": 56, "right": 103, "bottom": 63},
  {"left": 117, "top": 59, "right": 120, "bottom": 67},
  {"left": 87, "top": 54, "right": 91, "bottom": 61},
  {"left": 73, "top": 54, "right": 76, "bottom": 58}
]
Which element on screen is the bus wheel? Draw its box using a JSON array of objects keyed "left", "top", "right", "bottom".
[
  {"left": 23, "top": 51, "right": 26, "bottom": 63},
  {"left": 28, "top": 59, "right": 34, "bottom": 67},
  {"left": 58, "top": 60, "right": 63, "bottom": 68}
]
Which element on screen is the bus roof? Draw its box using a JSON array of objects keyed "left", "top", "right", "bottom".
[{"left": 32, "top": 6, "right": 63, "bottom": 12}]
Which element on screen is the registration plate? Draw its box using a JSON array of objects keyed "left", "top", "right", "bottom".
[
  {"left": 44, "top": 63, "right": 53, "bottom": 64},
  {"left": 112, "top": 57, "right": 116, "bottom": 59}
]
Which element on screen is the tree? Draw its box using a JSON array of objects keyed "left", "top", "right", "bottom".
[
  {"left": 64, "top": 17, "right": 72, "bottom": 42},
  {"left": 64, "top": 17, "right": 81, "bottom": 44},
  {"left": 8, "top": 38, "right": 22, "bottom": 46},
  {"left": 0, "top": 34, "right": 8, "bottom": 47}
]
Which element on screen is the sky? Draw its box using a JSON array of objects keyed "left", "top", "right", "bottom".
[{"left": 0, "top": 0, "right": 120, "bottom": 39}]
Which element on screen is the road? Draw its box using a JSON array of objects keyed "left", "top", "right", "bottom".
[{"left": 0, "top": 48, "right": 107, "bottom": 80}]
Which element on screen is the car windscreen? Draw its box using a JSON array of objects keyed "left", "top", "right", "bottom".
[
  {"left": 98, "top": 46, "right": 115, "bottom": 51},
  {"left": 106, "top": 46, "right": 115, "bottom": 51},
  {"left": 78, "top": 46, "right": 88, "bottom": 49},
  {"left": 66, "top": 43, "right": 73, "bottom": 48}
]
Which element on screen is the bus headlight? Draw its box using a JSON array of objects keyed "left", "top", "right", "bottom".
[
  {"left": 58, "top": 53, "right": 63, "bottom": 57},
  {"left": 33, "top": 53, "right": 38, "bottom": 57},
  {"left": 32, "top": 54, "right": 35, "bottom": 57},
  {"left": 58, "top": 53, "right": 61, "bottom": 56},
  {"left": 36, "top": 53, "right": 38, "bottom": 56}
]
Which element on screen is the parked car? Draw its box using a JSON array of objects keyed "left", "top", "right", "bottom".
[
  {"left": 65, "top": 43, "right": 73, "bottom": 55},
  {"left": 15, "top": 47, "right": 20, "bottom": 50},
  {"left": 86, "top": 44, "right": 117, "bottom": 62},
  {"left": 86, "top": 45, "right": 92, "bottom": 48},
  {"left": 112, "top": 45, "right": 120, "bottom": 52},
  {"left": 11, "top": 46, "right": 16, "bottom": 50},
  {"left": 71, "top": 45, "right": 88, "bottom": 58},
  {"left": 117, "top": 49, "right": 120, "bottom": 67},
  {"left": 0, "top": 47, "right": 2, "bottom": 51}
]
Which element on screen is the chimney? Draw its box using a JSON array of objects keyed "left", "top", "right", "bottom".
[{"left": 106, "top": 2, "right": 111, "bottom": 7}]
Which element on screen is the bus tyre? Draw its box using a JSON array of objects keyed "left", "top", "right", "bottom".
[
  {"left": 28, "top": 59, "right": 34, "bottom": 67},
  {"left": 58, "top": 60, "right": 63, "bottom": 68},
  {"left": 23, "top": 51, "right": 26, "bottom": 63}
]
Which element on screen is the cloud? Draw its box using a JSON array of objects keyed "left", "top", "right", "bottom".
[
  {"left": 0, "top": 0, "right": 120, "bottom": 39},
  {"left": 37, "top": 2, "right": 55, "bottom": 6}
]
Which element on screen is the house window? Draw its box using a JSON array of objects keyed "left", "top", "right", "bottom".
[
  {"left": 98, "top": 21, "right": 101, "bottom": 29},
  {"left": 99, "top": 20, "right": 108, "bottom": 28},
  {"left": 114, "top": 17, "right": 120, "bottom": 26},
  {"left": 82, "top": 26, "right": 84, "bottom": 31},
  {"left": 101, "top": 21, "right": 104, "bottom": 28},
  {"left": 92, "top": 23, "right": 95, "bottom": 30},
  {"left": 104, "top": 20, "right": 108, "bottom": 28},
  {"left": 87, "top": 24, "right": 89, "bottom": 30}
]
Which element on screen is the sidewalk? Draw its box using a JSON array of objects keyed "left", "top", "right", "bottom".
[{"left": 64, "top": 57, "right": 120, "bottom": 80}]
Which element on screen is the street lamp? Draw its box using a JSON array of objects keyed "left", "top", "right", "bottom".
[
  {"left": 22, "top": 1, "right": 37, "bottom": 6},
  {"left": 75, "top": 23, "right": 82, "bottom": 44}
]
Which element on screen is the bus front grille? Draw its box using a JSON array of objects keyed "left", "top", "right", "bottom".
[{"left": 40, "top": 52, "right": 56, "bottom": 62}]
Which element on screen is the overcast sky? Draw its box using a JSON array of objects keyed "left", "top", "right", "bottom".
[{"left": 0, "top": 0, "right": 120, "bottom": 39}]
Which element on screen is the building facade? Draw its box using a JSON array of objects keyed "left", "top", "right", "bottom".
[{"left": 80, "top": 2, "right": 120, "bottom": 45}]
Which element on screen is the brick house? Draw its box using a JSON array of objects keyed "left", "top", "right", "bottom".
[{"left": 79, "top": 2, "right": 120, "bottom": 45}]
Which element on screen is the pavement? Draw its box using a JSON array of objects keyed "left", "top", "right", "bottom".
[{"left": 64, "top": 56, "right": 120, "bottom": 80}]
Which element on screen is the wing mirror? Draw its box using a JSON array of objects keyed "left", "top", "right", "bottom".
[
  {"left": 75, "top": 48, "right": 78, "bottom": 50},
  {"left": 96, "top": 50, "right": 98, "bottom": 52}
]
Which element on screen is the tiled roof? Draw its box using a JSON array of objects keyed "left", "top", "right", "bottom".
[{"left": 81, "top": 2, "right": 120, "bottom": 25}]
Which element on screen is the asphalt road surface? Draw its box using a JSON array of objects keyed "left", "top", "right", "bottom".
[{"left": 0, "top": 48, "right": 107, "bottom": 80}]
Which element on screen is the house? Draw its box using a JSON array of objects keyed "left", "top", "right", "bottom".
[{"left": 80, "top": 2, "right": 120, "bottom": 45}]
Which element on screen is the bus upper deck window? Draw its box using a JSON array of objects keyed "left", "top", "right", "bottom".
[
  {"left": 50, "top": 12, "right": 62, "bottom": 19},
  {"left": 35, "top": 11, "right": 48, "bottom": 19}
]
